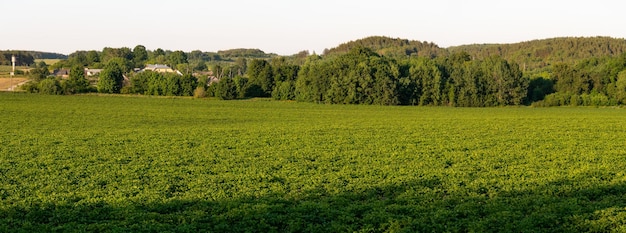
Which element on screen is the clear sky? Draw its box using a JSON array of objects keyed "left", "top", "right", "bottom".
[{"left": 1, "top": 0, "right": 625, "bottom": 55}]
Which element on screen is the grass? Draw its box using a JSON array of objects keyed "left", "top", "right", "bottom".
[{"left": 1, "top": 93, "right": 626, "bottom": 232}]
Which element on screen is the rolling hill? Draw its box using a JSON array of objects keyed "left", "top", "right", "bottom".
[
  {"left": 324, "top": 36, "right": 626, "bottom": 74},
  {"left": 447, "top": 37, "right": 626, "bottom": 73}
]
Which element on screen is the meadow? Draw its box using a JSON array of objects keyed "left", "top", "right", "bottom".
[{"left": 1, "top": 93, "right": 626, "bottom": 232}]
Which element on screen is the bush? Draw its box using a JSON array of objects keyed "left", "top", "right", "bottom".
[
  {"left": 120, "top": 86, "right": 133, "bottom": 94},
  {"left": 38, "top": 78, "right": 63, "bottom": 95},
  {"left": 20, "top": 81, "right": 39, "bottom": 93},
  {"left": 193, "top": 86, "right": 206, "bottom": 98},
  {"left": 215, "top": 78, "right": 237, "bottom": 100}
]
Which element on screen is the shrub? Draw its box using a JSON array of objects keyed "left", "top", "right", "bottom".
[
  {"left": 38, "top": 78, "right": 63, "bottom": 95},
  {"left": 193, "top": 86, "right": 206, "bottom": 98}
]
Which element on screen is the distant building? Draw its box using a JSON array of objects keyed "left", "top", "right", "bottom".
[
  {"left": 141, "top": 64, "right": 182, "bottom": 75},
  {"left": 52, "top": 69, "right": 70, "bottom": 78},
  {"left": 84, "top": 68, "right": 103, "bottom": 77}
]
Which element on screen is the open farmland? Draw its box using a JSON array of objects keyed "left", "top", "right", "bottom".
[
  {"left": 0, "top": 78, "right": 29, "bottom": 91},
  {"left": 1, "top": 93, "right": 626, "bottom": 232}
]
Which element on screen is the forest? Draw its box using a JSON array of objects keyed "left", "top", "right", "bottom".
[
  {"left": 13, "top": 36, "right": 626, "bottom": 106},
  {"left": 0, "top": 51, "right": 67, "bottom": 66}
]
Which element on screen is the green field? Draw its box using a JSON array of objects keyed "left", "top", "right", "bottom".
[{"left": 1, "top": 93, "right": 626, "bottom": 232}]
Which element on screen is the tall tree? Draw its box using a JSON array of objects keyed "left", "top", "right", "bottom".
[
  {"left": 98, "top": 59, "right": 125, "bottom": 94},
  {"left": 168, "top": 50, "right": 188, "bottom": 68},
  {"left": 246, "top": 59, "right": 274, "bottom": 97},
  {"left": 65, "top": 65, "right": 90, "bottom": 94},
  {"left": 133, "top": 45, "right": 148, "bottom": 67}
]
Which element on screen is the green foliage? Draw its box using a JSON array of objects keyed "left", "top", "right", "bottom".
[
  {"left": 272, "top": 81, "right": 296, "bottom": 100},
  {"left": 614, "top": 71, "right": 626, "bottom": 104},
  {"left": 295, "top": 47, "right": 527, "bottom": 106},
  {"left": 527, "top": 77, "right": 554, "bottom": 103},
  {"left": 101, "top": 47, "right": 133, "bottom": 66},
  {"left": 29, "top": 62, "right": 50, "bottom": 82},
  {"left": 0, "top": 50, "right": 64, "bottom": 66},
  {"left": 297, "top": 47, "right": 401, "bottom": 105},
  {"left": 64, "top": 65, "right": 90, "bottom": 94},
  {"left": 133, "top": 45, "right": 148, "bottom": 67},
  {"left": 18, "top": 37, "right": 626, "bottom": 106},
  {"left": 246, "top": 59, "right": 274, "bottom": 97},
  {"left": 167, "top": 50, "right": 188, "bottom": 68},
  {"left": 37, "top": 78, "right": 63, "bottom": 95},
  {"left": 97, "top": 59, "right": 125, "bottom": 94},
  {"left": 218, "top": 48, "right": 275, "bottom": 59},
  {"left": 128, "top": 72, "right": 197, "bottom": 96},
  {"left": 325, "top": 36, "right": 446, "bottom": 58},
  {"left": 215, "top": 77, "right": 237, "bottom": 100},
  {"left": 2, "top": 94, "right": 626, "bottom": 232},
  {"left": 193, "top": 86, "right": 206, "bottom": 98},
  {"left": 448, "top": 36, "right": 626, "bottom": 74}
]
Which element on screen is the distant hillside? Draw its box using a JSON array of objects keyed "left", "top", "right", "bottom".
[
  {"left": 447, "top": 37, "right": 626, "bottom": 73},
  {"left": 0, "top": 50, "right": 67, "bottom": 66},
  {"left": 217, "top": 48, "right": 277, "bottom": 59},
  {"left": 1, "top": 50, "right": 67, "bottom": 59},
  {"left": 324, "top": 36, "right": 446, "bottom": 58},
  {"left": 32, "top": 51, "right": 68, "bottom": 59}
]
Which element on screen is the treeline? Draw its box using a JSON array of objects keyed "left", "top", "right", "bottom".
[
  {"left": 214, "top": 46, "right": 626, "bottom": 107},
  {"left": 533, "top": 53, "right": 626, "bottom": 106},
  {"left": 324, "top": 36, "right": 446, "bottom": 58},
  {"left": 211, "top": 47, "right": 527, "bottom": 106},
  {"left": 53, "top": 46, "right": 277, "bottom": 72},
  {"left": 448, "top": 37, "right": 626, "bottom": 74},
  {"left": 20, "top": 36, "right": 626, "bottom": 107},
  {"left": 0, "top": 51, "right": 35, "bottom": 66},
  {"left": 0, "top": 51, "right": 67, "bottom": 66}
]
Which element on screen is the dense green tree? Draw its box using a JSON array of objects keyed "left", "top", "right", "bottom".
[
  {"left": 30, "top": 61, "right": 51, "bottom": 82},
  {"left": 295, "top": 55, "right": 328, "bottom": 103},
  {"left": 271, "top": 57, "right": 299, "bottom": 82},
  {"left": 614, "top": 71, "right": 626, "bottom": 104},
  {"left": 68, "top": 51, "right": 89, "bottom": 66},
  {"left": 325, "top": 36, "right": 445, "bottom": 58},
  {"left": 233, "top": 76, "right": 249, "bottom": 99},
  {"left": 102, "top": 47, "right": 133, "bottom": 64},
  {"left": 218, "top": 48, "right": 273, "bottom": 59},
  {"left": 553, "top": 63, "right": 591, "bottom": 95},
  {"left": 296, "top": 47, "right": 400, "bottom": 105},
  {"left": 193, "top": 61, "right": 208, "bottom": 72},
  {"left": 86, "top": 50, "right": 100, "bottom": 64},
  {"left": 153, "top": 48, "right": 166, "bottom": 57},
  {"left": 38, "top": 78, "right": 63, "bottom": 95},
  {"left": 246, "top": 59, "right": 274, "bottom": 97},
  {"left": 272, "top": 81, "right": 296, "bottom": 100},
  {"left": 98, "top": 59, "right": 125, "bottom": 94},
  {"left": 133, "top": 45, "right": 148, "bottom": 67},
  {"left": 215, "top": 77, "right": 237, "bottom": 100},
  {"left": 527, "top": 77, "right": 554, "bottom": 103},
  {"left": 448, "top": 37, "right": 626, "bottom": 73},
  {"left": 168, "top": 50, "right": 188, "bottom": 67},
  {"left": 178, "top": 74, "right": 198, "bottom": 96},
  {"left": 480, "top": 56, "right": 528, "bottom": 105},
  {"left": 0, "top": 51, "right": 35, "bottom": 66},
  {"left": 234, "top": 58, "right": 247, "bottom": 75},
  {"left": 64, "top": 65, "right": 90, "bottom": 94}
]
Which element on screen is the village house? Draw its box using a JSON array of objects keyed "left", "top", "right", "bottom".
[
  {"left": 52, "top": 69, "right": 70, "bottom": 78},
  {"left": 141, "top": 64, "right": 183, "bottom": 75},
  {"left": 84, "top": 68, "right": 103, "bottom": 77}
]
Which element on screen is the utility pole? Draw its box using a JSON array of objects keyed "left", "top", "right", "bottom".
[{"left": 10, "top": 55, "right": 16, "bottom": 91}]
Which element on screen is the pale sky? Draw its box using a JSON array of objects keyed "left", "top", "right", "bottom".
[{"left": 1, "top": 0, "right": 624, "bottom": 55}]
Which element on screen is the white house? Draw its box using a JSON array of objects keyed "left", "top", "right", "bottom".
[{"left": 141, "top": 64, "right": 183, "bottom": 75}]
